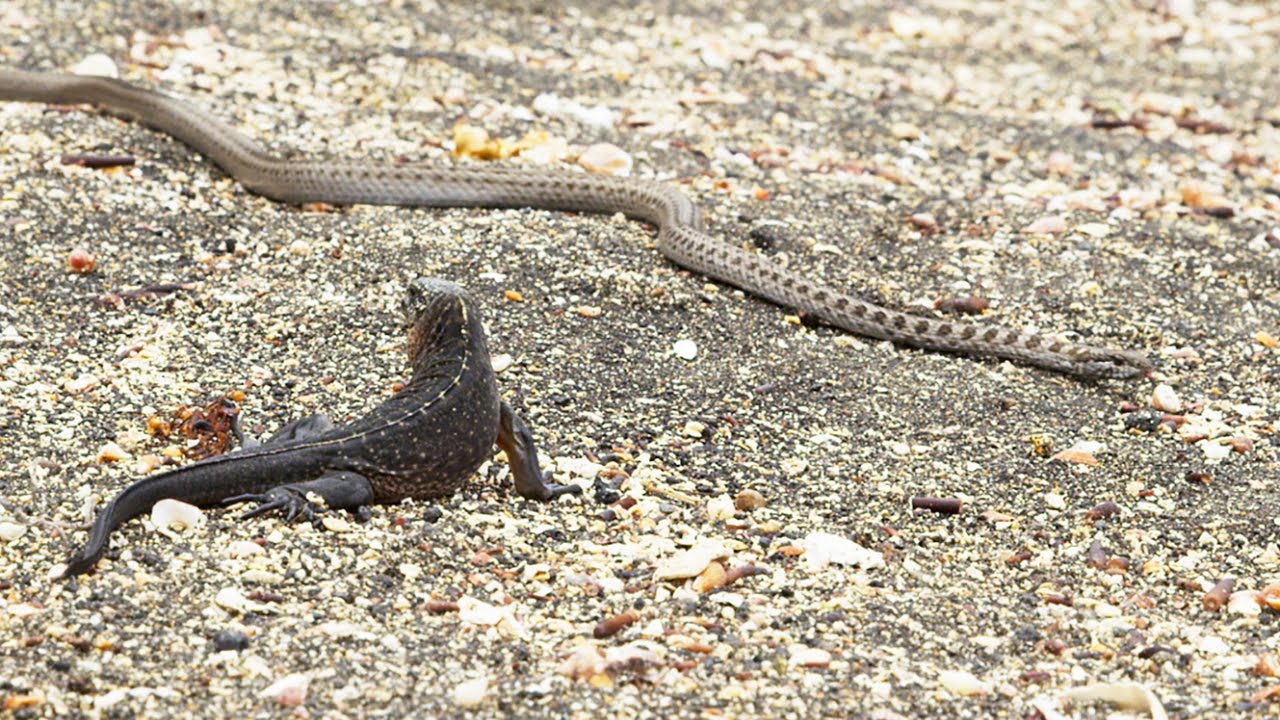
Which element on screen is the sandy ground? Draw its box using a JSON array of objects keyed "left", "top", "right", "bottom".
[{"left": 1, "top": 1, "right": 1279, "bottom": 718}]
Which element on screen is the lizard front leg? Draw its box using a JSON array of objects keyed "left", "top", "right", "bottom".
[{"left": 496, "top": 401, "right": 583, "bottom": 502}]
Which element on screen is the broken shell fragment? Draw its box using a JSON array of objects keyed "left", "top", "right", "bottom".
[{"left": 150, "top": 499, "right": 206, "bottom": 532}]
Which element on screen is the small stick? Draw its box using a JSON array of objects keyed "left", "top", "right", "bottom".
[
  {"left": 911, "top": 496, "right": 963, "bottom": 514},
  {"left": 1202, "top": 578, "right": 1234, "bottom": 612},
  {"left": 60, "top": 153, "right": 136, "bottom": 168}
]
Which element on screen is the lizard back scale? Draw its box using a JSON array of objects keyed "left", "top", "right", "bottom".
[{"left": 0, "top": 67, "right": 1152, "bottom": 378}]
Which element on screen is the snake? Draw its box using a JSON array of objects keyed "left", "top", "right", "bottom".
[{"left": 0, "top": 67, "right": 1151, "bottom": 378}]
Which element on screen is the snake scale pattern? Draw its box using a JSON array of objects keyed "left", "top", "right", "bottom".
[{"left": 0, "top": 67, "right": 1151, "bottom": 378}]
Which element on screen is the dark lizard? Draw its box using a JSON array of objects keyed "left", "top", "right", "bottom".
[{"left": 62, "top": 277, "right": 581, "bottom": 577}]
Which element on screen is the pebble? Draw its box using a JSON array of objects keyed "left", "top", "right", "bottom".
[
  {"left": 225, "top": 541, "right": 265, "bottom": 559},
  {"left": 532, "top": 93, "right": 617, "bottom": 129},
  {"left": 215, "top": 588, "right": 250, "bottom": 613},
  {"left": 1075, "top": 222, "right": 1111, "bottom": 238},
  {"left": 734, "top": 489, "right": 766, "bottom": 511},
  {"left": 788, "top": 645, "right": 832, "bottom": 668},
  {"left": 682, "top": 420, "right": 706, "bottom": 438},
  {"left": 452, "top": 125, "right": 505, "bottom": 160},
  {"left": 593, "top": 610, "right": 640, "bottom": 639},
  {"left": 890, "top": 122, "right": 920, "bottom": 140},
  {"left": 66, "top": 248, "right": 95, "bottom": 274},
  {"left": 1023, "top": 216, "right": 1068, "bottom": 234},
  {"left": 96, "top": 442, "right": 129, "bottom": 462},
  {"left": 557, "top": 456, "right": 605, "bottom": 478},
  {"left": 593, "top": 479, "right": 621, "bottom": 504},
  {"left": 452, "top": 677, "right": 489, "bottom": 708},
  {"left": 672, "top": 339, "right": 698, "bottom": 360},
  {"left": 458, "top": 596, "right": 527, "bottom": 639},
  {"left": 211, "top": 629, "right": 251, "bottom": 652},
  {"left": 1046, "top": 152, "right": 1074, "bottom": 174},
  {"left": 1049, "top": 441, "right": 1100, "bottom": 466},
  {"left": 780, "top": 458, "right": 809, "bottom": 476},
  {"left": 1123, "top": 408, "right": 1163, "bottom": 432},
  {"left": 1151, "top": 384, "right": 1182, "bottom": 413},
  {"left": 7, "top": 602, "right": 43, "bottom": 618},
  {"left": 0, "top": 521, "right": 27, "bottom": 542},
  {"left": 559, "top": 645, "right": 607, "bottom": 681},
  {"left": 321, "top": 516, "right": 353, "bottom": 532},
  {"left": 1200, "top": 442, "right": 1230, "bottom": 461}
]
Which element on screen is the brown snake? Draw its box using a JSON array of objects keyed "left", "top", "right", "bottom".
[{"left": 0, "top": 67, "right": 1151, "bottom": 378}]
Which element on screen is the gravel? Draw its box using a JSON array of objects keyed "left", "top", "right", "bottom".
[{"left": 2, "top": 2, "right": 1279, "bottom": 718}]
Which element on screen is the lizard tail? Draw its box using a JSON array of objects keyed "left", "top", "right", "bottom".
[{"left": 62, "top": 451, "right": 319, "bottom": 577}]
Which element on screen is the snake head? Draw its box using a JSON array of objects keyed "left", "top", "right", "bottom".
[{"left": 1071, "top": 347, "right": 1156, "bottom": 380}]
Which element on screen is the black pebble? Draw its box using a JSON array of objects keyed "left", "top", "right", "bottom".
[
  {"left": 1122, "top": 408, "right": 1162, "bottom": 432},
  {"left": 592, "top": 478, "right": 621, "bottom": 504},
  {"left": 211, "top": 629, "right": 250, "bottom": 652}
]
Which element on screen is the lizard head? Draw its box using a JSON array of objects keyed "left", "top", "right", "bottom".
[{"left": 402, "top": 277, "right": 480, "bottom": 363}]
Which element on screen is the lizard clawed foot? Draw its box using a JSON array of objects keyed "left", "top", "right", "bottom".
[
  {"left": 520, "top": 472, "right": 584, "bottom": 502},
  {"left": 224, "top": 471, "right": 376, "bottom": 525},
  {"left": 225, "top": 487, "right": 325, "bottom": 525}
]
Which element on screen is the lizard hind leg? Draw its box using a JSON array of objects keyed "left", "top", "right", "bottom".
[
  {"left": 232, "top": 412, "right": 336, "bottom": 450},
  {"left": 264, "top": 414, "right": 336, "bottom": 444},
  {"left": 224, "top": 470, "right": 374, "bottom": 524},
  {"left": 231, "top": 409, "right": 335, "bottom": 448}
]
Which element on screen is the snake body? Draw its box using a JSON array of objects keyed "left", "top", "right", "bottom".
[{"left": 0, "top": 67, "right": 1151, "bottom": 378}]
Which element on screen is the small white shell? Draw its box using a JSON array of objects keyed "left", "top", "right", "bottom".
[
  {"left": 1060, "top": 681, "right": 1168, "bottom": 720},
  {"left": 578, "top": 143, "right": 633, "bottom": 176},
  {"left": 72, "top": 53, "right": 119, "bottom": 79},
  {"left": 491, "top": 353, "right": 513, "bottom": 373},
  {"left": 150, "top": 499, "right": 205, "bottom": 532},
  {"left": 258, "top": 673, "right": 309, "bottom": 707},
  {"left": 798, "top": 532, "right": 885, "bottom": 571},
  {"left": 655, "top": 541, "right": 728, "bottom": 580},
  {"left": 939, "top": 669, "right": 992, "bottom": 696},
  {"left": 1226, "top": 591, "right": 1261, "bottom": 616},
  {"left": 705, "top": 495, "right": 735, "bottom": 521}
]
